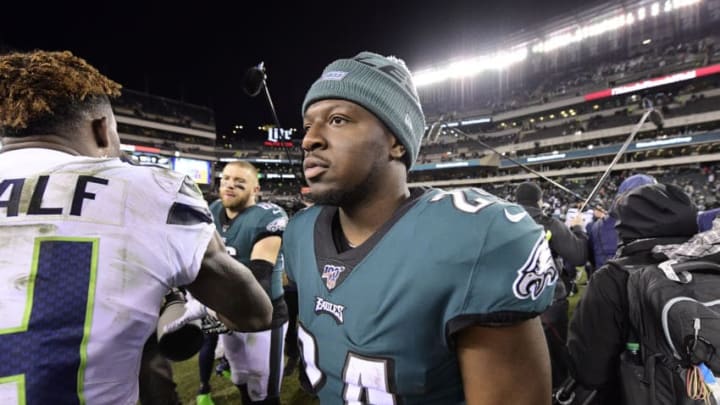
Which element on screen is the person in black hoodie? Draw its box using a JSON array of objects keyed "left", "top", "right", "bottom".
[
  {"left": 566, "top": 182, "right": 699, "bottom": 404},
  {"left": 515, "top": 181, "right": 588, "bottom": 389}
]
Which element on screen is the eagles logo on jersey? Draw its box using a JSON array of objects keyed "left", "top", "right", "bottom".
[
  {"left": 266, "top": 216, "right": 288, "bottom": 233},
  {"left": 512, "top": 235, "right": 558, "bottom": 300}
]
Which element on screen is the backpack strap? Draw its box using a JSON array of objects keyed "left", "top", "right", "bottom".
[
  {"left": 658, "top": 260, "right": 720, "bottom": 284},
  {"left": 605, "top": 259, "right": 644, "bottom": 351},
  {"left": 671, "top": 261, "right": 720, "bottom": 272}
]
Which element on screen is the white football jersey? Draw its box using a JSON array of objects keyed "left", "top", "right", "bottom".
[{"left": 0, "top": 148, "right": 215, "bottom": 404}]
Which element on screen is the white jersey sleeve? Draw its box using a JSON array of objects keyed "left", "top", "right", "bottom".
[
  {"left": 148, "top": 170, "right": 215, "bottom": 287},
  {"left": 0, "top": 150, "right": 215, "bottom": 404}
]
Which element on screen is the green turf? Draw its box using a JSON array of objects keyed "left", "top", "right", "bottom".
[
  {"left": 171, "top": 355, "right": 319, "bottom": 405},
  {"left": 568, "top": 266, "right": 589, "bottom": 320}
]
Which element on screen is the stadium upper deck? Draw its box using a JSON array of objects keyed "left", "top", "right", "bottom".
[{"left": 408, "top": 0, "right": 720, "bottom": 189}]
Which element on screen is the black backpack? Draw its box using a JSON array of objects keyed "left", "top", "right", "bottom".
[{"left": 607, "top": 258, "right": 720, "bottom": 405}]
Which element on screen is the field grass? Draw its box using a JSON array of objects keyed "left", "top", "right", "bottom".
[
  {"left": 568, "top": 266, "right": 589, "bottom": 320},
  {"left": 171, "top": 355, "right": 319, "bottom": 405},
  {"left": 171, "top": 268, "right": 589, "bottom": 405}
]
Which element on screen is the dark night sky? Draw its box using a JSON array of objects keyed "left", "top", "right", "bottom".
[{"left": 0, "top": 0, "right": 602, "bottom": 140}]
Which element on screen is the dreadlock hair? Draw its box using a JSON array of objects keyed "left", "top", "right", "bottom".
[{"left": 0, "top": 50, "right": 122, "bottom": 138}]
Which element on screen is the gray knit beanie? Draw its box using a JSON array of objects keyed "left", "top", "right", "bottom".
[{"left": 302, "top": 51, "right": 426, "bottom": 169}]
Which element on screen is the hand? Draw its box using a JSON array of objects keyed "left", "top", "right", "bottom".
[
  {"left": 570, "top": 214, "right": 584, "bottom": 228},
  {"left": 201, "top": 316, "right": 232, "bottom": 335},
  {"left": 163, "top": 298, "right": 209, "bottom": 335}
]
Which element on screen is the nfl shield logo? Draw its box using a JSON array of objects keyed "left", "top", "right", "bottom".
[{"left": 321, "top": 264, "right": 345, "bottom": 290}]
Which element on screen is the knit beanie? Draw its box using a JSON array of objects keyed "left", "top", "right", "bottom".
[
  {"left": 614, "top": 183, "right": 698, "bottom": 243},
  {"left": 302, "top": 51, "right": 426, "bottom": 169},
  {"left": 610, "top": 173, "right": 658, "bottom": 216},
  {"left": 515, "top": 181, "right": 543, "bottom": 205},
  {"left": 617, "top": 174, "right": 657, "bottom": 195}
]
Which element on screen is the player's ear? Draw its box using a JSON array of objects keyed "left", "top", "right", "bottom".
[
  {"left": 91, "top": 116, "right": 110, "bottom": 149},
  {"left": 389, "top": 135, "right": 406, "bottom": 161}
]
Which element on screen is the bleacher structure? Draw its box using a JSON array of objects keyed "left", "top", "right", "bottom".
[
  {"left": 114, "top": 0, "right": 720, "bottom": 213},
  {"left": 110, "top": 89, "right": 221, "bottom": 196},
  {"left": 114, "top": 89, "right": 305, "bottom": 207},
  {"left": 408, "top": 0, "right": 720, "bottom": 209}
]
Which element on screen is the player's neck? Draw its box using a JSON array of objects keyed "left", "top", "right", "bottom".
[
  {"left": 225, "top": 200, "right": 254, "bottom": 220},
  {"left": 0, "top": 135, "right": 84, "bottom": 156},
  {"left": 338, "top": 186, "right": 410, "bottom": 247}
]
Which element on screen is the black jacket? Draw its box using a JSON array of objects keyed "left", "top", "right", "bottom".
[
  {"left": 521, "top": 205, "right": 589, "bottom": 267},
  {"left": 566, "top": 236, "right": 691, "bottom": 404}
]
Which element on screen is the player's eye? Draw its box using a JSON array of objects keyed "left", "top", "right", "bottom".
[{"left": 330, "top": 116, "right": 348, "bottom": 125}]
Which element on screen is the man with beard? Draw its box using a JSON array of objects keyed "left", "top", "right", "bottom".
[
  {"left": 183, "top": 161, "right": 289, "bottom": 405},
  {"left": 281, "top": 51, "right": 557, "bottom": 404}
]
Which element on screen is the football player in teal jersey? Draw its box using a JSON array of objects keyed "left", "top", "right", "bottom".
[
  {"left": 0, "top": 50, "right": 272, "bottom": 405},
  {"left": 282, "top": 51, "right": 558, "bottom": 404},
  {"left": 191, "top": 160, "right": 289, "bottom": 405}
]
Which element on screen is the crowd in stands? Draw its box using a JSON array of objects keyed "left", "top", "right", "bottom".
[
  {"left": 114, "top": 88, "right": 216, "bottom": 128},
  {"left": 488, "top": 166, "right": 720, "bottom": 218},
  {"left": 417, "top": 80, "right": 720, "bottom": 165}
]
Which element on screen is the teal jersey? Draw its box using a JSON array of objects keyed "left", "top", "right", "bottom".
[
  {"left": 209, "top": 201, "right": 288, "bottom": 301},
  {"left": 283, "top": 188, "right": 557, "bottom": 404}
]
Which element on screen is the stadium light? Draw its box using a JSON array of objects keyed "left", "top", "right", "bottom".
[
  {"left": 460, "top": 117, "right": 491, "bottom": 125},
  {"left": 413, "top": 48, "right": 527, "bottom": 87},
  {"left": 674, "top": 0, "right": 702, "bottom": 8},
  {"left": 651, "top": 2, "right": 660, "bottom": 16},
  {"left": 415, "top": 0, "right": 703, "bottom": 87},
  {"left": 626, "top": 12, "right": 635, "bottom": 25}
]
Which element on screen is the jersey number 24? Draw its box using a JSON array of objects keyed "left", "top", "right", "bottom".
[{"left": 298, "top": 324, "right": 398, "bottom": 404}]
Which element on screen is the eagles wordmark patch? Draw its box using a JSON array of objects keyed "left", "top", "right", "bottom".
[{"left": 314, "top": 296, "right": 345, "bottom": 324}]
